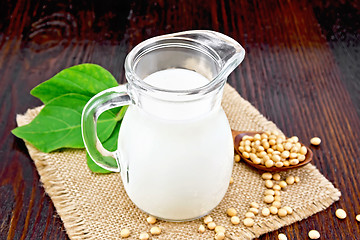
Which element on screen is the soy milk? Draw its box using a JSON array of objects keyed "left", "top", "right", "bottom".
[{"left": 118, "top": 69, "right": 234, "bottom": 220}]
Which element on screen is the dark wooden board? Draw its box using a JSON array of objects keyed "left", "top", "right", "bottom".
[{"left": 1, "top": 0, "right": 359, "bottom": 239}]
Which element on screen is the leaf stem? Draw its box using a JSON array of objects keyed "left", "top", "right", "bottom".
[{"left": 115, "top": 105, "right": 129, "bottom": 122}]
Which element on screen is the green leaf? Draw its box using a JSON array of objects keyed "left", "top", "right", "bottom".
[
  {"left": 102, "top": 122, "right": 121, "bottom": 152},
  {"left": 86, "top": 156, "right": 113, "bottom": 174},
  {"left": 86, "top": 122, "right": 121, "bottom": 173},
  {"left": 12, "top": 93, "right": 117, "bottom": 153},
  {"left": 31, "top": 64, "right": 118, "bottom": 104},
  {"left": 13, "top": 63, "right": 126, "bottom": 174}
]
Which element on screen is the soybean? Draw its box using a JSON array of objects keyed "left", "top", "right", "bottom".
[
  {"left": 278, "top": 208, "right": 288, "bottom": 217},
  {"left": 264, "top": 195, "right": 275, "bottom": 204},
  {"left": 271, "top": 155, "right": 281, "bottom": 162},
  {"left": 250, "top": 202, "right": 260, "bottom": 208},
  {"left": 262, "top": 172, "right": 273, "bottom": 180},
  {"left": 253, "top": 157, "right": 261, "bottom": 164},
  {"left": 264, "top": 189, "right": 275, "bottom": 195},
  {"left": 245, "top": 212, "right": 255, "bottom": 218},
  {"left": 291, "top": 136, "right": 299, "bottom": 143},
  {"left": 265, "top": 180, "right": 274, "bottom": 188},
  {"left": 207, "top": 222, "right": 216, "bottom": 230},
  {"left": 290, "top": 159, "right": 299, "bottom": 165},
  {"left": 272, "top": 201, "right": 281, "bottom": 209},
  {"left": 261, "top": 207, "right": 270, "bottom": 217},
  {"left": 308, "top": 230, "right": 320, "bottom": 239},
  {"left": 298, "top": 155, "right": 306, "bottom": 162},
  {"left": 243, "top": 218, "right": 255, "bottom": 227},
  {"left": 269, "top": 139, "right": 276, "bottom": 146},
  {"left": 275, "top": 161, "right": 284, "bottom": 168},
  {"left": 276, "top": 144, "right": 284, "bottom": 152},
  {"left": 310, "top": 137, "right": 321, "bottom": 146},
  {"left": 283, "top": 206, "right": 293, "bottom": 214},
  {"left": 139, "top": 232, "right": 150, "bottom": 240},
  {"left": 269, "top": 206, "right": 278, "bottom": 215},
  {"left": 281, "top": 151, "right": 290, "bottom": 159},
  {"left": 300, "top": 146, "right": 307, "bottom": 155},
  {"left": 279, "top": 181, "right": 287, "bottom": 189},
  {"left": 204, "top": 216, "right": 213, "bottom": 224},
  {"left": 249, "top": 207, "right": 259, "bottom": 215},
  {"left": 272, "top": 173, "right": 281, "bottom": 181},
  {"left": 231, "top": 216, "right": 240, "bottom": 225},
  {"left": 226, "top": 208, "right": 237, "bottom": 217},
  {"left": 278, "top": 233, "right": 288, "bottom": 240},
  {"left": 265, "top": 160, "right": 274, "bottom": 168},
  {"left": 120, "top": 228, "right": 131, "bottom": 238},
  {"left": 214, "top": 226, "right": 225, "bottom": 233},
  {"left": 150, "top": 226, "right": 161, "bottom": 235},
  {"left": 285, "top": 176, "right": 295, "bottom": 185},
  {"left": 214, "top": 232, "right": 225, "bottom": 240},
  {"left": 146, "top": 216, "right": 157, "bottom": 224},
  {"left": 335, "top": 209, "right": 347, "bottom": 219}
]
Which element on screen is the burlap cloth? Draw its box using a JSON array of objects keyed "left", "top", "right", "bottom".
[{"left": 16, "top": 84, "right": 340, "bottom": 240}]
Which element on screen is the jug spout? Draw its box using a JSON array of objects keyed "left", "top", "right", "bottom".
[{"left": 167, "top": 30, "right": 245, "bottom": 81}]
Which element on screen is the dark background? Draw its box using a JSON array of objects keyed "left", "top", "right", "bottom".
[{"left": 1, "top": 0, "right": 359, "bottom": 239}]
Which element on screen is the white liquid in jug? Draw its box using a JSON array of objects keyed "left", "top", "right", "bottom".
[
  {"left": 143, "top": 68, "right": 209, "bottom": 90},
  {"left": 118, "top": 69, "right": 234, "bottom": 220}
]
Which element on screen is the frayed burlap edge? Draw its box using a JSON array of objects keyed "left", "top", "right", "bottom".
[
  {"left": 17, "top": 107, "right": 92, "bottom": 240},
  {"left": 16, "top": 84, "right": 341, "bottom": 240}
]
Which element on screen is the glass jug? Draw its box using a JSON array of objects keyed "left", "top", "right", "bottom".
[{"left": 81, "top": 30, "right": 245, "bottom": 221}]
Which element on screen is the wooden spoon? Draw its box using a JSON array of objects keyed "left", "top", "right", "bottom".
[{"left": 232, "top": 130, "right": 313, "bottom": 172}]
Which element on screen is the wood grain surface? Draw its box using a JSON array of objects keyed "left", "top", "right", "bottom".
[{"left": 1, "top": 0, "right": 359, "bottom": 239}]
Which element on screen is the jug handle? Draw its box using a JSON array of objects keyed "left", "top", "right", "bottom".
[{"left": 81, "top": 85, "right": 131, "bottom": 172}]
